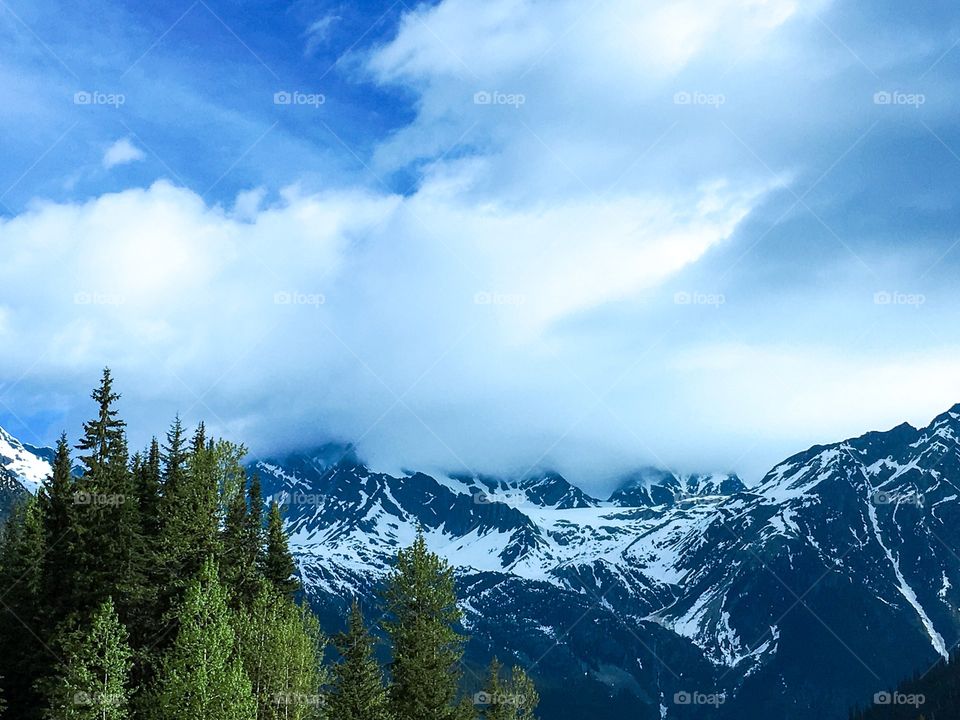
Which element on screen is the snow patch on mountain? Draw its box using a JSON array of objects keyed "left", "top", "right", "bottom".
[
  {"left": 866, "top": 495, "right": 948, "bottom": 659},
  {"left": 0, "top": 427, "right": 52, "bottom": 493}
]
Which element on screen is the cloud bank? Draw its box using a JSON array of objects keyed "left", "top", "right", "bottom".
[{"left": 3, "top": 0, "right": 960, "bottom": 492}]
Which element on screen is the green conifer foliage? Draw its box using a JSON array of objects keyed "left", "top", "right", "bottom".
[
  {"left": 382, "top": 531, "right": 469, "bottom": 720},
  {"left": 327, "top": 600, "right": 394, "bottom": 720},
  {"left": 44, "top": 598, "right": 132, "bottom": 720},
  {"left": 151, "top": 559, "right": 256, "bottom": 720}
]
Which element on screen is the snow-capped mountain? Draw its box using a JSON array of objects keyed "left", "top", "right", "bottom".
[
  {"left": 0, "top": 426, "right": 53, "bottom": 518},
  {"left": 0, "top": 426, "right": 54, "bottom": 494},
  {"left": 4, "top": 404, "right": 960, "bottom": 719},
  {"left": 252, "top": 405, "right": 960, "bottom": 720}
]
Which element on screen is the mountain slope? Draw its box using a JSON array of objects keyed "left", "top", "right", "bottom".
[
  {"left": 253, "top": 405, "right": 960, "bottom": 720},
  {"left": 4, "top": 406, "right": 959, "bottom": 719},
  {"left": 0, "top": 427, "right": 53, "bottom": 519}
]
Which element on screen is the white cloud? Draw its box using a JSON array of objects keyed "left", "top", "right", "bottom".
[
  {"left": 304, "top": 14, "right": 341, "bottom": 56},
  {"left": 102, "top": 138, "right": 145, "bottom": 169},
  {"left": 7, "top": 0, "right": 959, "bottom": 493},
  {"left": 0, "top": 169, "right": 766, "bottom": 480}
]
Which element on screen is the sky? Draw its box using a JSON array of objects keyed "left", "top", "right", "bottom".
[{"left": 2, "top": 0, "right": 960, "bottom": 493}]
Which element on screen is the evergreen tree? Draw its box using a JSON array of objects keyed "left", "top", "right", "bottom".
[
  {"left": 151, "top": 558, "right": 256, "bottom": 720},
  {"left": 262, "top": 501, "right": 299, "bottom": 600},
  {"left": 136, "top": 438, "right": 162, "bottom": 537},
  {"left": 327, "top": 600, "right": 393, "bottom": 720},
  {"left": 155, "top": 416, "right": 191, "bottom": 619},
  {"left": 75, "top": 368, "right": 124, "bottom": 479},
  {"left": 37, "top": 434, "right": 79, "bottom": 634},
  {"left": 161, "top": 417, "right": 188, "bottom": 493},
  {"left": 220, "top": 445, "right": 260, "bottom": 608},
  {"left": 71, "top": 369, "right": 144, "bottom": 627},
  {"left": 244, "top": 474, "right": 264, "bottom": 573},
  {"left": 0, "top": 497, "right": 47, "bottom": 719},
  {"left": 130, "top": 437, "right": 168, "bottom": 678},
  {"left": 236, "top": 581, "right": 326, "bottom": 720},
  {"left": 191, "top": 421, "right": 207, "bottom": 455},
  {"left": 156, "top": 420, "right": 221, "bottom": 620},
  {"left": 477, "top": 659, "right": 538, "bottom": 720},
  {"left": 382, "top": 531, "right": 469, "bottom": 720},
  {"left": 43, "top": 598, "right": 132, "bottom": 720}
]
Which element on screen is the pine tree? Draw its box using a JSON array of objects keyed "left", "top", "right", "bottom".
[
  {"left": 235, "top": 581, "right": 326, "bottom": 720},
  {"left": 156, "top": 420, "right": 221, "bottom": 620},
  {"left": 151, "top": 558, "right": 256, "bottom": 720},
  {"left": 244, "top": 474, "right": 264, "bottom": 573},
  {"left": 43, "top": 598, "right": 132, "bottom": 720},
  {"left": 75, "top": 368, "right": 124, "bottom": 480},
  {"left": 0, "top": 497, "right": 47, "bottom": 719},
  {"left": 71, "top": 369, "right": 144, "bottom": 627},
  {"left": 136, "top": 438, "right": 162, "bottom": 538},
  {"left": 327, "top": 600, "right": 393, "bottom": 720},
  {"left": 191, "top": 421, "right": 207, "bottom": 455},
  {"left": 37, "top": 434, "right": 79, "bottom": 634},
  {"left": 161, "top": 417, "right": 188, "bottom": 494},
  {"left": 478, "top": 658, "right": 505, "bottom": 720},
  {"left": 382, "top": 531, "right": 469, "bottom": 720},
  {"left": 155, "top": 416, "right": 191, "bottom": 620},
  {"left": 262, "top": 501, "right": 299, "bottom": 600},
  {"left": 477, "top": 659, "right": 538, "bottom": 720},
  {"left": 220, "top": 445, "right": 260, "bottom": 608},
  {"left": 133, "top": 437, "right": 163, "bottom": 642}
]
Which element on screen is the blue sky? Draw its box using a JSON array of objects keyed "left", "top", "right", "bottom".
[{"left": 2, "top": 0, "right": 960, "bottom": 491}]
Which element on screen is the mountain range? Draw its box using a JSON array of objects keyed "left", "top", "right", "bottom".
[{"left": 4, "top": 407, "right": 960, "bottom": 719}]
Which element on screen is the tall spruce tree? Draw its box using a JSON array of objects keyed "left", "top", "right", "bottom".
[
  {"left": 43, "top": 598, "right": 132, "bottom": 720},
  {"left": 262, "top": 501, "right": 299, "bottom": 600},
  {"left": 156, "top": 419, "right": 221, "bottom": 620},
  {"left": 161, "top": 417, "right": 188, "bottom": 492},
  {"left": 382, "top": 531, "right": 470, "bottom": 720},
  {"left": 244, "top": 474, "right": 264, "bottom": 577},
  {"left": 72, "top": 369, "right": 144, "bottom": 627},
  {"left": 136, "top": 438, "right": 162, "bottom": 537},
  {"left": 236, "top": 581, "right": 326, "bottom": 720},
  {"left": 327, "top": 600, "right": 393, "bottom": 720},
  {"left": 75, "top": 369, "right": 124, "bottom": 479},
  {"left": 156, "top": 415, "right": 190, "bottom": 615},
  {"left": 151, "top": 558, "right": 256, "bottom": 720},
  {"left": 37, "top": 434, "right": 79, "bottom": 635},
  {"left": 220, "top": 444, "right": 260, "bottom": 608}
]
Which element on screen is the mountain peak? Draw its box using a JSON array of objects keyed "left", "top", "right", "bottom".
[
  {"left": 607, "top": 467, "right": 744, "bottom": 506},
  {"left": 0, "top": 426, "right": 53, "bottom": 494}
]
